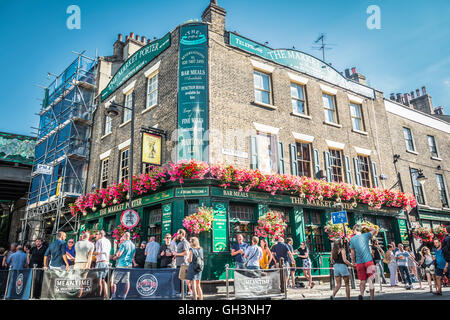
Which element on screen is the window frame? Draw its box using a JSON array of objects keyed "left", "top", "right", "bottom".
[
  {"left": 436, "top": 173, "right": 449, "bottom": 208},
  {"left": 350, "top": 102, "right": 365, "bottom": 131},
  {"left": 146, "top": 72, "right": 158, "bottom": 109},
  {"left": 296, "top": 142, "right": 312, "bottom": 177},
  {"left": 357, "top": 155, "right": 371, "bottom": 188},
  {"left": 104, "top": 115, "right": 112, "bottom": 136},
  {"left": 403, "top": 127, "right": 415, "bottom": 152},
  {"left": 123, "top": 93, "right": 133, "bottom": 123},
  {"left": 410, "top": 168, "right": 425, "bottom": 205},
  {"left": 253, "top": 70, "right": 272, "bottom": 105},
  {"left": 290, "top": 82, "right": 307, "bottom": 115},
  {"left": 100, "top": 157, "right": 109, "bottom": 189},
  {"left": 322, "top": 93, "right": 338, "bottom": 124},
  {"left": 119, "top": 148, "right": 130, "bottom": 183},
  {"left": 427, "top": 135, "right": 439, "bottom": 158},
  {"left": 329, "top": 149, "right": 344, "bottom": 183}
]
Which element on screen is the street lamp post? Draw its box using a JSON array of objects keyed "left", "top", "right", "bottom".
[{"left": 105, "top": 99, "right": 135, "bottom": 211}]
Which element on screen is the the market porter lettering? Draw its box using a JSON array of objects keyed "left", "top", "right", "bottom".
[{"left": 177, "top": 23, "right": 209, "bottom": 162}]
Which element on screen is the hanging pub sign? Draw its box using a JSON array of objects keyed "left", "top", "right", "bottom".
[
  {"left": 121, "top": 209, "right": 140, "bottom": 229},
  {"left": 101, "top": 33, "right": 171, "bottom": 101},
  {"left": 177, "top": 23, "right": 209, "bottom": 162},
  {"left": 142, "top": 133, "right": 162, "bottom": 165}
]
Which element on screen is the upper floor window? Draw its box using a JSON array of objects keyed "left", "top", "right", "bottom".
[
  {"left": 100, "top": 158, "right": 109, "bottom": 189},
  {"left": 119, "top": 148, "right": 129, "bottom": 183},
  {"left": 357, "top": 155, "right": 371, "bottom": 188},
  {"left": 255, "top": 132, "right": 274, "bottom": 173},
  {"left": 323, "top": 93, "right": 338, "bottom": 124},
  {"left": 253, "top": 70, "right": 271, "bottom": 105},
  {"left": 123, "top": 93, "right": 133, "bottom": 123},
  {"left": 329, "top": 149, "right": 344, "bottom": 182},
  {"left": 291, "top": 83, "right": 307, "bottom": 115},
  {"left": 410, "top": 168, "right": 425, "bottom": 205},
  {"left": 104, "top": 115, "right": 112, "bottom": 136},
  {"left": 427, "top": 135, "right": 439, "bottom": 158},
  {"left": 403, "top": 127, "right": 415, "bottom": 152},
  {"left": 296, "top": 142, "right": 312, "bottom": 177},
  {"left": 146, "top": 73, "right": 158, "bottom": 109},
  {"left": 350, "top": 103, "right": 365, "bottom": 131},
  {"left": 436, "top": 174, "right": 449, "bottom": 208}
]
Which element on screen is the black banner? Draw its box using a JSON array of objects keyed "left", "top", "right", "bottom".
[
  {"left": 111, "top": 268, "right": 181, "bottom": 300},
  {"left": 41, "top": 268, "right": 106, "bottom": 300},
  {"left": 5, "top": 269, "right": 33, "bottom": 300},
  {"left": 234, "top": 269, "right": 282, "bottom": 299},
  {"left": 0, "top": 270, "right": 9, "bottom": 299}
]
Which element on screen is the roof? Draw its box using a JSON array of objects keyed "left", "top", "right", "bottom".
[{"left": 0, "top": 132, "right": 36, "bottom": 165}]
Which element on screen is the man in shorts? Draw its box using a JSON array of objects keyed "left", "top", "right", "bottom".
[
  {"left": 433, "top": 238, "right": 449, "bottom": 296},
  {"left": 94, "top": 230, "right": 111, "bottom": 299},
  {"left": 350, "top": 224, "right": 377, "bottom": 300},
  {"left": 111, "top": 232, "right": 135, "bottom": 299}
]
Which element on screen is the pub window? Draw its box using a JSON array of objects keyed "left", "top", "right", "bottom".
[
  {"left": 119, "top": 148, "right": 129, "bottom": 183},
  {"left": 123, "top": 93, "right": 133, "bottom": 123},
  {"left": 253, "top": 70, "right": 272, "bottom": 105},
  {"left": 100, "top": 158, "right": 109, "bottom": 188},
  {"left": 357, "top": 155, "right": 371, "bottom": 188},
  {"left": 148, "top": 206, "right": 162, "bottom": 243},
  {"left": 323, "top": 93, "right": 338, "bottom": 124},
  {"left": 146, "top": 73, "right": 158, "bottom": 109},
  {"left": 350, "top": 103, "right": 365, "bottom": 131},
  {"left": 296, "top": 142, "right": 312, "bottom": 177},
  {"left": 410, "top": 168, "right": 425, "bottom": 205},
  {"left": 329, "top": 149, "right": 344, "bottom": 183},
  {"left": 291, "top": 83, "right": 307, "bottom": 115},
  {"left": 403, "top": 127, "right": 415, "bottom": 152},
  {"left": 185, "top": 200, "right": 200, "bottom": 216},
  {"left": 230, "top": 203, "right": 255, "bottom": 243},
  {"left": 303, "top": 209, "right": 325, "bottom": 253},
  {"left": 427, "top": 135, "right": 439, "bottom": 158},
  {"left": 436, "top": 174, "right": 449, "bottom": 208}
]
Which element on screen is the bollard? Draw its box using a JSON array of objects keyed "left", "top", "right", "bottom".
[{"left": 225, "top": 264, "right": 230, "bottom": 300}]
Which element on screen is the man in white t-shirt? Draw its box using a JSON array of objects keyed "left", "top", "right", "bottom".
[
  {"left": 74, "top": 232, "right": 94, "bottom": 269},
  {"left": 94, "top": 230, "right": 111, "bottom": 299}
]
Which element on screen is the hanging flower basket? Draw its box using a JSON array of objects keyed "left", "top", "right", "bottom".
[
  {"left": 412, "top": 226, "right": 434, "bottom": 244},
  {"left": 182, "top": 206, "right": 214, "bottom": 235},
  {"left": 360, "top": 220, "right": 380, "bottom": 234},
  {"left": 433, "top": 225, "right": 447, "bottom": 242},
  {"left": 111, "top": 223, "right": 141, "bottom": 244},
  {"left": 254, "top": 211, "right": 287, "bottom": 242},
  {"left": 324, "top": 221, "right": 352, "bottom": 241}
]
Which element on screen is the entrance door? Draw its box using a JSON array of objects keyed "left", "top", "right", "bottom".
[{"left": 147, "top": 206, "right": 162, "bottom": 243}]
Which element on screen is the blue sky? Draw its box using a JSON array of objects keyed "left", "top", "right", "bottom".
[{"left": 1, "top": 0, "right": 449, "bottom": 136}]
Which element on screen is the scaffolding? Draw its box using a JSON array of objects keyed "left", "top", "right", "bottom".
[{"left": 22, "top": 53, "right": 97, "bottom": 243}]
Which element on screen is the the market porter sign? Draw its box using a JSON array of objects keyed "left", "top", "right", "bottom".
[
  {"left": 101, "top": 33, "right": 171, "bottom": 101},
  {"left": 228, "top": 32, "right": 375, "bottom": 99},
  {"left": 177, "top": 23, "right": 209, "bottom": 162}
]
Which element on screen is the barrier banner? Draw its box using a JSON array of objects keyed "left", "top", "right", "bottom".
[
  {"left": 234, "top": 269, "right": 282, "bottom": 299},
  {"left": 111, "top": 268, "right": 181, "bottom": 300},
  {"left": 41, "top": 268, "right": 106, "bottom": 300},
  {"left": 5, "top": 269, "right": 33, "bottom": 300},
  {"left": 0, "top": 270, "right": 9, "bottom": 299}
]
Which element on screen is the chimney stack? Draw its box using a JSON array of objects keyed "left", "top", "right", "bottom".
[
  {"left": 410, "top": 91, "right": 415, "bottom": 99},
  {"left": 416, "top": 89, "right": 420, "bottom": 97},
  {"left": 141, "top": 36, "right": 146, "bottom": 44},
  {"left": 118, "top": 33, "right": 123, "bottom": 42},
  {"left": 422, "top": 86, "right": 427, "bottom": 95},
  {"left": 434, "top": 106, "right": 444, "bottom": 115},
  {"left": 136, "top": 35, "right": 140, "bottom": 42},
  {"left": 404, "top": 93, "right": 410, "bottom": 105},
  {"left": 390, "top": 93, "right": 396, "bottom": 100},
  {"left": 396, "top": 93, "right": 402, "bottom": 103}
]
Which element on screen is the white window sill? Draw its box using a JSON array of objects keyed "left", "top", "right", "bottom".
[
  {"left": 418, "top": 204, "right": 429, "bottom": 209},
  {"left": 323, "top": 121, "right": 342, "bottom": 128},
  {"left": 352, "top": 129, "right": 368, "bottom": 136},
  {"left": 101, "top": 133, "right": 112, "bottom": 140},
  {"left": 406, "top": 149, "right": 418, "bottom": 155},
  {"left": 291, "top": 112, "right": 312, "bottom": 120},
  {"left": 141, "top": 104, "right": 158, "bottom": 114},
  {"left": 431, "top": 156, "right": 442, "bottom": 161},
  {"left": 252, "top": 101, "right": 277, "bottom": 110},
  {"left": 119, "top": 120, "right": 131, "bottom": 128},
  {"left": 442, "top": 207, "right": 450, "bottom": 212}
]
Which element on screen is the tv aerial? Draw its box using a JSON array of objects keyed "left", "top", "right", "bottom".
[{"left": 312, "top": 33, "right": 337, "bottom": 63}]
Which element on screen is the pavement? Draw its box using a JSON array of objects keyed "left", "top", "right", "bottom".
[{"left": 203, "top": 281, "right": 450, "bottom": 300}]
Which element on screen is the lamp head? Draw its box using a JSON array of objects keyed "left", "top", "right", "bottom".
[{"left": 105, "top": 102, "right": 121, "bottom": 117}]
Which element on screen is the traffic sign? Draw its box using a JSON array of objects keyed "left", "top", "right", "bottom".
[{"left": 331, "top": 210, "right": 348, "bottom": 225}]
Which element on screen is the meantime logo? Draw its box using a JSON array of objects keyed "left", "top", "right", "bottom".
[
  {"left": 15, "top": 273, "right": 24, "bottom": 295},
  {"left": 136, "top": 274, "right": 158, "bottom": 297},
  {"left": 55, "top": 278, "right": 92, "bottom": 294}
]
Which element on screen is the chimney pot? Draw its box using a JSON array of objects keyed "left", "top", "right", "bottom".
[
  {"left": 141, "top": 36, "right": 146, "bottom": 44},
  {"left": 396, "top": 93, "right": 402, "bottom": 103},
  {"left": 345, "top": 69, "right": 351, "bottom": 78},
  {"left": 147, "top": 39, "right": 152, "bottom": 44},
  {"left": 118, "top": 34, "right": 123, "bottom": 41},
  {"left": 404, "top": 93, "right": 410, "bottom": 105},
  {"left": 416, "top": 89, "right": 420, "bottom": 97},
  {"left": 410, "top": 91, "right": 415, "bottom": 99},
  {"left": 351, "top": 67, "right": 357, "bottom": 74},
  {"left": 136, "top": 35, "right": 140, "bottom": 41},
  {"left": 422, "top": 86, "right": 427, "bottom": 95},
  {"left": 390, "top": 93, "right": 396, "bottom": 100},
  {"left": 126, "top": 35, "right": 129, "bottom": 41},
  {"left": 130, "top": 32, "right": 135, "bottom": 39}
]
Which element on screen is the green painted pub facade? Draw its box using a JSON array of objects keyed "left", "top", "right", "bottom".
[{"left": 78, "top": 179, "right": 410, "bottom": 280}]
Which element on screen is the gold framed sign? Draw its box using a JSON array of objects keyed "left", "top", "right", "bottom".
[{"left": 142, "top": 133, "right": 162, "bottom": 165}]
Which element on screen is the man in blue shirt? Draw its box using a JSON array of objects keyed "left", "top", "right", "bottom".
[
  {"left": 433, "top": 238, "right": 449, "bottom": 296},
  {"left": 350, "top": 224, "right": 377, "bottom": 300},
  {"left": 395, "top": 243, "right": 413, "bottom": 290},
  {"left": 44, "top": 232, "right": 70, "bottom": 270},
  {"left": 144, "top": 236, "right": 160, "bottom": 269},
  {"left": 6, "top": 245, "right": 27, "bottom": 270},
  {"left": 111, "top": 232, "right": 136, "bottom": 299},
  {"left": 231, "top": 234, "right": 248, "bottom": 269},
  {"left": 271, "top": 237, "right": 294, "bottom": 268}
]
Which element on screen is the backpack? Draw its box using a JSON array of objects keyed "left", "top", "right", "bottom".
[
  {"left": 193, "top": 248, "right": 204, "bottom": 272},
  {"left": 442, "top": 236, "right": 450, "bottom": 262}
]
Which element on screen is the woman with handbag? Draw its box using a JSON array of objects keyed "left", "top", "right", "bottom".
[
  {"left": 419, "top": 247, "right": 435, "bottom": 293},
  {"left": 372, "top": 239, "right": 387, "bottom": 284},
  {"left": 330, "top": 239, "right": 355, "bottom": 300},
  {"left": 186, "top": 237, "right": 204, "bottom": 300},
  {"left": 297, "top": 241, "right": 314, "bottom": 289}
]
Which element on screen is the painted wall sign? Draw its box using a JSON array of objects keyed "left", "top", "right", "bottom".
[
  {"left": 212, "top": 202, "right": 228, "bottom": 252},
  {"left": 162, "top": 203, "right": 172, "bottom": 236},
  {"left": 142, "top": 133, "right": 162, "bottom": 165},
  {"left": 398, "top": 219, "right": 410, "bottom": 245},
  {"left": 177, "top": 23, "right": 209, "bottom": 162},
  {"left": 101, "top": 33, "right": 171, "bottom": 101},
  {"left": 121, "top": 209, "right": 140, "bottom": 228},
  {"left": 175, "top": 187, "right": 209, "bottom": 197},
  {"left": 222, "top": 148, "right": 249, "bottom": 159},
  {"left": 228, "top": 32, "right": 375, "bottom": 99}
]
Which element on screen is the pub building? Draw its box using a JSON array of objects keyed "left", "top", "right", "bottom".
[{"left": 70, "top": 0, "right": 446, "bottom": 281}]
